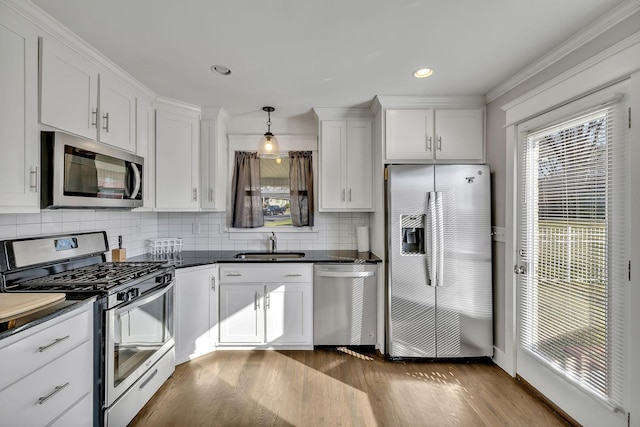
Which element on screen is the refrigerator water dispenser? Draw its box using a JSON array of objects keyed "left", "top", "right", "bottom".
[{"left": 400, "top": 215, "right": 425, "bottom": 255}]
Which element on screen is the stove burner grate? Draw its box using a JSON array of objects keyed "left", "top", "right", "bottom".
[{"left": 14, "top": 262, "right": 168, "bottom": 292}]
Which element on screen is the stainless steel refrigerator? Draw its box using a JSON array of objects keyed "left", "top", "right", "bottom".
[{"left": 386, "top": 164, "right": 492, "bottom": 358}]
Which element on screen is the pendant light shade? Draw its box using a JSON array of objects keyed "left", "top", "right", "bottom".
[{"left": 258, "top": 106, "right": 280, "bottom": 158}]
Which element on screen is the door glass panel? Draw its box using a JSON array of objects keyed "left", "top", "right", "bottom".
[
  {"left": 64, "top": 145, "right": 129, "bottom": 199},
  {"left": 518, "top": 105, "right": 627, "bottom": 411},
  {"left": 113, "top": 289, "right": 173, "bottom": 387}
]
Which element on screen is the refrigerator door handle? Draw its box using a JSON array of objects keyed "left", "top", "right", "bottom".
[
  {"left": 435, "top": 191, "right": 444, "bottom": 287},
  {"left": 427, "top": 191, "right": 438, "bottom": 286}
]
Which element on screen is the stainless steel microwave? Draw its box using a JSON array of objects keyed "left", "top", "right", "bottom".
[{"left": 41, "top": 131, "right": 144, "bottom": 209}]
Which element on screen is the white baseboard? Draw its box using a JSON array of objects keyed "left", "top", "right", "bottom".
[{"left": 492, "top": 346, "right": 515, "bottom": 376}]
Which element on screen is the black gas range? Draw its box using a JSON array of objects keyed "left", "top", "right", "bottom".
[{"left": 0, "top": 232, "right": 175, "bottom": 427}]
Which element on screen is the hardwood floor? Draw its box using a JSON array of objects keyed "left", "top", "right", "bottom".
[{"left": 130, "top": 348, "right": 572, "bottom": 427}]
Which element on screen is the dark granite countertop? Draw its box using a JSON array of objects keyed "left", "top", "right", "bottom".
[
  {"left": 0, "top": 296, "right": 95, "bottom": 341},
  {"left": 128, "top": 250, "right": 382, "bottom": 269}
]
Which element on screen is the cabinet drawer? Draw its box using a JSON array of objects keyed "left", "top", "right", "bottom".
[
  {"left": 0, "top": 307, "right": 92, "bottom": 389},
  {"left": 50, "top": 392, "right": 93, "bottom": 427},
  {"left": 219, "top": 264, "right": 312, "bottom": 283},
  {"left": 0, "top": 340, "right": 92, "bottom": 426}
]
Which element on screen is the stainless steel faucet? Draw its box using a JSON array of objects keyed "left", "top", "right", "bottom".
[{"left": 269, "top": 232, "right": 277, "bottom": 253}]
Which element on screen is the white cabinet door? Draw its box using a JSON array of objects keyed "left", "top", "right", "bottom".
[
  {"left": 40, "top": 36, "right": 99, "bottom": 140},
  {"left": 155, "top": 101, "right": 200, "bottom": 210},
  {"left": 219, "top": 284, "right": 264, "bottom": 344},
  {"left": 98, "top": 73, "right": 137, "bottom": 152},
  {"left": 319, "top": 121, "right": 346, "bottom": 210},
  {"left": 318, "top": 118, "right": 374, "bottom": 211},
  {"left": 385, "top": 109, "right": 434, "bottom": 160},
  {"left": 265, "top": 283, "right": 313, "bottom": 345},
  {"left": 175, "top": 266, "right": 218, "bottom": 363},
  {"left": 434, "top": 109, "right": 484, "bottom": 161},
  {"left": 200, "top": 109, "right": 228, "bottom": 211},
  {"left": 0, "top": 6, "right": 39, "bottom": 212},
  {"left": 135, "top": 96, "right": 155, "bottom": 209},
  {"left": 346, "top": 120, "right": 373, "bottom": 210}
]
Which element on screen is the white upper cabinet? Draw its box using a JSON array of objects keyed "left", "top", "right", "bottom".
[
  {"left": 314, "top": 108, "right": 374, "bottom": 212},
  {"left": 433, "top": 108, "right": 484, "bottom": 160},
  {"left": 135, "top": 95, "right": 155, "bottom": 210},
  {"left": 200, "top": 107, "right": 229, "bottom": 211},
  {"left": 0, "top": 3, "right": 40, "bottom": 212},
  {"left": 155, "top": 98, "right": 201, "bottom": 211},
  {"left": 40, "top": 36, "right": 98, "bottom": 141},
  {"left": 40, "top": 36, "right": 137, "bottom": 152},
  {"left": 379, "top": 97, "right": 485, "bottom": 163},
  {"left": 97, "top": 72, "right": 136, "bottom": 152},
  {"left": 385, "top": 109, "right": 434, "bottom": 160}
]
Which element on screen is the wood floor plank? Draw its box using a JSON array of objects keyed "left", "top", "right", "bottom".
[{"left": 130, "top": 349, "right": 572, "bottom": 427}]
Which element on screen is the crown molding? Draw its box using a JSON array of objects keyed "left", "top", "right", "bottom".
[
  {"left": 2, "top": 0, "right": 156, "bottom": 99},
  {"left": 374, "top": 95, "right": 485, "bottom": 109},
  {"left": 486, "top": 0, "right": 640, "bottom": 103}
]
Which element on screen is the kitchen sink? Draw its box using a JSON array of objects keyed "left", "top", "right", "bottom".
[{"left": 233, "top": 251, "right": 306, "bottom": 260}]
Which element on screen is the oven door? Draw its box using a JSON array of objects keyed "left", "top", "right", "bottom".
[{"left": 105, "top": 282, "right": 174, "bottom": 407}]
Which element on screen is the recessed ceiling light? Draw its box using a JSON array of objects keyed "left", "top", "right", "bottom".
[
  {"left": 211, "top": 65, "right": 231, "bottom": 76},
  {"left": 413, "top": 68, "right": 433, "bottom": 78}
]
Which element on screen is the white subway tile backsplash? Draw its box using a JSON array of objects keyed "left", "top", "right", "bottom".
[{"left": 0, "top": 209, "right": 368, "bottom": 255}]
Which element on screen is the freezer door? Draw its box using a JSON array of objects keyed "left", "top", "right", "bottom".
[
  {"left": 387, "top": 165, "right": 437, "bottom": 358},
  {"left": 434, "top": 165, "right": 493, "bottom": 357}
]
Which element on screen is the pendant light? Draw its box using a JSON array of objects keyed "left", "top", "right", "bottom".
[{"left": 257, "top": 106, "right": 280, "bottom": 159}]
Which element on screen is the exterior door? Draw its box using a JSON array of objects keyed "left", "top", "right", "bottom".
[{"left": 515, "top": 88, "right": 628, "bottom": 426}]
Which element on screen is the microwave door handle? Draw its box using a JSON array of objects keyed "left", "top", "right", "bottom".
[{"left": 130, "top": 163, "right": 141, "bottom": 200}]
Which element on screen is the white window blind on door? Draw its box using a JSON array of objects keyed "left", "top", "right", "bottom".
[{"left": 519, "top": 104, "right": 628, "bottom": 410}]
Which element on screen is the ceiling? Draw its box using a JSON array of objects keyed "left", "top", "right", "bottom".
[{"left": 32, "top": 0, "right": 626, "bottom": 121}]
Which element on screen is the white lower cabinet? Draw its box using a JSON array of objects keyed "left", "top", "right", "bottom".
[
  {"left": 0, "top": 302, "right": 94, "bottom": 426},
  {"left": 174, "top": 265, "right": 218, "bottom": 364},
  {"left": 218, "top": 264, "right": 313, "bottom": 347}
]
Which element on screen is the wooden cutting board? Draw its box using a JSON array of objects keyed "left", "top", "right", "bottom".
[{"left": 0, "top": 293, "right": 66, "bottom": 323}]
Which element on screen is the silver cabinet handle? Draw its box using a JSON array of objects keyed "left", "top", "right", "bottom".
[
  {"left": 211, "top": 276, "right": 216, "bottom": 291},
  {"left": 285, "top": 274, "right": 303, "bottom": 277},
  {"left": 193, "top": 188, "right": 198, "bottom": 201},
  {"left": 266, "top": 293, "right": 270, "bottom": 309},
  {"left": 38, "top": 382, "right": 70, "bottom": 405},
  {"left": 209, "top": 188, "right": 214, "bottom": 202},
  {"left": 341, "top": 189, "right": 345, "bottom": 202},
  {"left": 38, "top": 335, "right": 70, "bottom": 353},
  {"left": 225, "top": 273, "right": 242, "bottom": 277},
  {"left": 102, "top": 112, "right": 110, "bottom": 132},
  {"left": 254, "top": 292, "right": 260, "bottom": 310},
  {"left": 437, "top": 136, "right": 442, "bottom": 151},
  {"left": 30, "top": 167, "right": 38, "bottom": 192},
  {"left": 426, "top": 135, "right": 432, "bottom": 151},
  {"left": 91, "top": 108, "right": 98, "bottom": 128},
  {"left": 348, "top": 189, "right": 352, "bottom": 202}
]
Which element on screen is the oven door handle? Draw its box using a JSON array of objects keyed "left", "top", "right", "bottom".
[{"left": 114, "top": 282, "right": 173, "bottom": 315}]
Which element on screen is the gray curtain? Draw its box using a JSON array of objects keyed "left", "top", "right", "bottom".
[
  {"left": 231, "top": 151, "right": 264, "bottom": 228},
  {"left": 289, "top": 151, "right": 314, "bottom": 227}
]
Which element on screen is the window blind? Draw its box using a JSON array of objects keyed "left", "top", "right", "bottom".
[{"left": 519, "top": 104, "right": 627, "bottom": 410}]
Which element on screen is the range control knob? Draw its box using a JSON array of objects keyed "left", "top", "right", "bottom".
[
  {"left": 116, "top": 291, "right": 130, "bottom": 302},
  {"left": 128, "top": 288, "right": 140, "bottom": 299},
  {"left": 156, "top": 275, "right": 166, "bottom": 285}
]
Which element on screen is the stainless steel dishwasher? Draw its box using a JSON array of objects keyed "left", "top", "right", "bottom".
[{"left": 313, "top": 264, "right": 377, "bottom": 345}]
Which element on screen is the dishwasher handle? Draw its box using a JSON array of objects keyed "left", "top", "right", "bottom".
[{"left": 316, "top": 270, "right": 375, "bottom": 278}]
